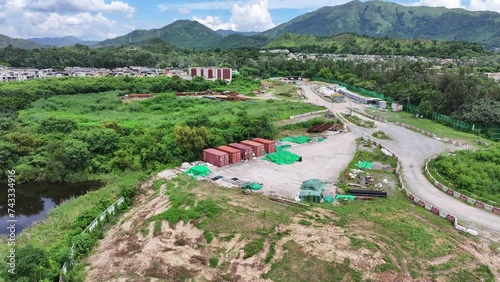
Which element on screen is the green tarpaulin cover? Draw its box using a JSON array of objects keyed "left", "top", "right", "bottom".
[
  {"left": 316, "top": 137, "right": 325, "bottom": 142},
  {"left": 324, "top": 195, "right": 334, "bottom": 203},
  {"left": 299, "top": 179, "right": 325, "bottom": 202},
  {"left": 276, "top": 144, "right": 292, "bottom": 151},
  {"left": 241, "top": 182, "right": 263, "bottom": 190},
  {"left": 279, "top": 136, "right": 311, "bottom": 144},
  {"left": 336, "top": 194, "right": 355, "bottom": 200},
  {"left": 183, "top": 165, "right": 211, "bottom": 178},
  {"left": 262, "top": 150, "right": 301, "bottom": 165},
  {"left": 355, "top": 161, "right": 373, "bottom": 170}
]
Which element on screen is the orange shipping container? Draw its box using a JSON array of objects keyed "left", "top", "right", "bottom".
[
  {"left": 228, "top": 143, "right": 253, "bottom": 160},
  {"left": 251, "top": 138, "right": 276, "bottom": 154},
  {"left": 203, "top": 148, "right": 229, "bottom": 167},
  {"left": 240, "top": 140, "right": 265, "bottom": 157},
  {"left": 216, "top": 146, "right": 241, "bottom": 164}
]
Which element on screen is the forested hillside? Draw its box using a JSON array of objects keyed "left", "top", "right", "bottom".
[
  {"left": 262, "top": 1, "right": 500, "bottom": 49},
  {"left": 265, "top": 33, "right": 486, "bottom": 57}
]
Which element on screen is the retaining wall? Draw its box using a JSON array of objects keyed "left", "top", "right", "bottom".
[
  {"left": 364, "top": 137, "right": 478, "bottom": 236},
  {"left": 424, "top": 157, "right": 500, "bottom": 216}
]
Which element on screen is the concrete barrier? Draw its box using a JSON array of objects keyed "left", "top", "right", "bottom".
[{"left": 424, "top": 156, "right": 499, "bottom": 216}]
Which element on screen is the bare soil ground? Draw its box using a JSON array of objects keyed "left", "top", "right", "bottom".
[{"left": 85, "top": 173, "right": 499, "bottom": 282}]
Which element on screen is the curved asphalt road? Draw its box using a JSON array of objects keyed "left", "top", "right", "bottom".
[{"left": 300, "top": 83, "right": 500, "bottom": 241}]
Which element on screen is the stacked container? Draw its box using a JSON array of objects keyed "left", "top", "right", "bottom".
[
  {"left": 216, "top": 146, "right": 241, "bottom": 164},
  {"left": 203, "top": 148, "right": 229, "bottom": 167},
  {"left": 228, "top": 143, "right": 253, "bottom": 161},
  {"left": 240, "top": 140, "right": 265, "bottom": 157},
  {"left": 251, "top": 138, "right": 276, "bottom": 154}
]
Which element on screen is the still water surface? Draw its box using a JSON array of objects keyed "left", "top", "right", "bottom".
[{"left": 0, "top": 181, "right": 103, "bottom": 234}]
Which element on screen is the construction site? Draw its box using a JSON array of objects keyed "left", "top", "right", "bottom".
[{"left": 83, "top": 81, "right": 500, "bottom": 282}]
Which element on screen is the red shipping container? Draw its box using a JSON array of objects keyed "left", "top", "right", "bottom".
[
  {"left": 251, "top": 138, "right": 276, "bottom": 153},
  {"left": 228, "top": 143, "right": 253, "bottom": 160},
  {"left": 222, "top": 68, "right": 231, "bottom": 80},
  {"left": 203, "top": 148, "right": 229, "bottom": 167},
  {"left": 217, "top": 146, "right": 241, "bottom": 164},
  {"left": 240, "top": 140, "right": 265, "bottom": 157}
]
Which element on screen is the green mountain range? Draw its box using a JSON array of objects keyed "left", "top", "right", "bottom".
[
  {"left": 98, "top": 20, "right": 222, "bottom": 50},
  {"left": 28, "top": 36, "right": 99, "bottom": 47},
  {"left": 2, "top": 1, "right": 499, "bottom": 51},
  {"left": 262, "top": 0, "right": 500, "bottom": 49},
  {"left": 0, "top": 34, "right": 42, "bottom": 49}
]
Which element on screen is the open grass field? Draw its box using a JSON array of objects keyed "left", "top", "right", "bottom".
[{"left": 19, "top": 91, "right": 322, "bottom": 130}]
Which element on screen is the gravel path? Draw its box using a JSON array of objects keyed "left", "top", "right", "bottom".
[{"left": 300, "top": 83, "right": 500, "bottom": 240}]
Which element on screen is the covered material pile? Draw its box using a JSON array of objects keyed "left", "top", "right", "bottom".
[
  {"left": 299, "top": 179, "right": 325, "bottom": 203},
  {"left": 240, "top": 182, "right": 263, "bottom": 190},
  {"left": 279, "top": 136, "right": 312, "bottom": 144},
  {"left": 183, "top": 165, "right": 211, "bottom": 178},
  {"left": 262, "top": 150, "right": 301, "bottom": 165}
]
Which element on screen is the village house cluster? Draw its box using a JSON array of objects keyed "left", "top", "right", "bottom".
[{"left": 0, "top": 65, "right": 191, "bottom": 82}]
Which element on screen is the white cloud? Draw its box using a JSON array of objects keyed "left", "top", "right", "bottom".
[
  {"left": 193, "top": 0, "right": 275, "bottom": 32},
  {"left": 230, "top": 0, "right": 274, "bottom": 31},
  {"left": 193, "top": 15, "right": 235, "bottom": 30},
  {"left": 178, "top": 8, "right": 191, "bottom": 15},
  {"left": 159, "top": 0, "right": 348, "bottom": 11},
  {"left": 0, "top": 0, "right": 135, "bottom": 40},
  {"left": 27, "top": 0, "right": 136, "bottom": 17},
  {"left": 469, "top": 0, "right": 500, "bottom": 12},
  {"left": 412, "top": 0, "right": 464, "bottom": 8}
]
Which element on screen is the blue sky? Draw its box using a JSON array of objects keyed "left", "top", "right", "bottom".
[{"left": 0, "top": 0, "right": 498, "bottom": 40}]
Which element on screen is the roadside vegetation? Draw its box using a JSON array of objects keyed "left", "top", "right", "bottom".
[
  {"left": 429, "top": 144, "right": 500, "bottom": 204},
  {"left": 342, "top": 113, "right": 376, "bottom": 128},
  {"left": 372, "top": 130, "right": 392, "bottom": 140}
]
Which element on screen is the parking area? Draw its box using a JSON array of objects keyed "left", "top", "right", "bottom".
[{"left": 209, "top": 131, "right": 357, "bottom": 198}]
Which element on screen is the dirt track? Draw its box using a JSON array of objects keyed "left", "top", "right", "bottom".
[{"left": 300, "top": 83, "right": 500, "bottom": 241}]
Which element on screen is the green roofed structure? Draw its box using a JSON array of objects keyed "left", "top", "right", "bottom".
[
  {"left": 299, "top": 179, "right": 326, "bottom": 203},
  {"left": 183, "top": 165, "right": 211, "bottom": 178}
]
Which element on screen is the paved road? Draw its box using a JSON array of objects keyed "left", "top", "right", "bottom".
[{"left": 300, "top": 83, "right": 500, "bottom": 241}]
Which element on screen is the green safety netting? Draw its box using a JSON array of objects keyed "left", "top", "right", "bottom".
[
  {"left": 240, "top": 182, "right": 263, "bottom": 190},
  {"left": 355, "top": 161, "right": 373, "bottom": 170},
  {"left": 336, "top": 194, "right": 355, "bottom": 201},
  {"left": 279, "top": 136, "right": 312, "bottom": 144},
  {"left": 262, "top": 150, "right": 301, "bottom": 165},
  {"left": 299, "top": 179, "right": 325, "bottom": 203},
  {"left": 183, "top": 165, "right": 211, "bottom": 178},
  {"left": 316, "top": 137, "right": 325, "bottom": 142}
]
